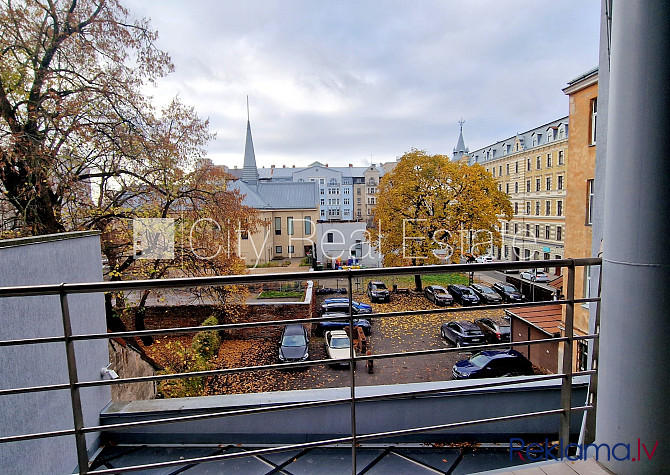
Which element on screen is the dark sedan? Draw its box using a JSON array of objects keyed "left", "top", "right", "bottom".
[
  {"left": 452, "top": 350, "right": 535, "bottom": 379},
  {"left": 491, "top": 282, "right": 525, "bottom": 303},
  {"left": 474, "top": 316, "right": 511, "bottom": 343},
  {"left": 424, "top": 285, "right": 454, "bottom": 306},
  {"left": 447, "top": 284, "right": 481, "bottom": 306},
  {"left": 440, "top": 320, "right": 486, "bottom": 347},
  {"left": 323, "top": 298, "right": 373, "bottom": 314},
  {"left": 470, "top": 283, "right": 503, "bottom": 305},
  {"left": 315, "top": 313, "right": 371, "bottom": 336},
  {"left": 278, "top": 324, "right": 309, "bottom": 363}
]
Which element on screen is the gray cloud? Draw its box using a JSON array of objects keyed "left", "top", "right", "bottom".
[{"left": 126, "top": 0, "right": 600, "bottom": 168}]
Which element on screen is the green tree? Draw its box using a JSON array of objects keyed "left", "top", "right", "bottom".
[{"left": 371, "top": 149, "right": 512, "bottom": 290}]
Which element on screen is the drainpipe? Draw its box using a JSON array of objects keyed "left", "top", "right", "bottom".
[{"left": 596, "top": 1, "right": 670, "bottom": 472}]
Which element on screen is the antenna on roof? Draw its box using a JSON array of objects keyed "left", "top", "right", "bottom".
[
  {"left": 246, "top": 96, "right": 250, "bottom": 123},
  {"left": 459, "top": 118, "right": 465, "bottom": 131}
]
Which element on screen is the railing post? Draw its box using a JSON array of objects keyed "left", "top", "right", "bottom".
[
  {"left": 60, "top": 285, "right": 89, "bottom": 474},
  {"left": 347, "top": 271, "right": 357, "bottom": 474},
  {"left": 559, "top": 263, "right": 575, "bottom": 449}
]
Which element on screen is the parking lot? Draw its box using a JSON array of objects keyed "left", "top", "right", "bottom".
[{"left": 199, "top": 288, "right": 510, "bottom": 396}]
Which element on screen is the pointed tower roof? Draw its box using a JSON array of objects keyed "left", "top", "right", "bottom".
[
  {"left": 241, "top": 101, "right": 259, "bottom": 185},
  {"left": 452, "top": 119, "right": 469, "bottom": 162}
]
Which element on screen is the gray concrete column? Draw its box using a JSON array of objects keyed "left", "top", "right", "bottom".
[{"left": 596, "top": 1, "right": 670, "bottom": 473}]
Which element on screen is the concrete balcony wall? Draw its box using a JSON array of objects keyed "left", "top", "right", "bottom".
[{"left": 101, "top": 376, "right": 588, "bottom": 445}]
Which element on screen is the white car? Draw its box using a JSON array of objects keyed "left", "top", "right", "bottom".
[
  {"left": 475, "top": 255, "right": 494, "bottom": 263},
  {"left": 324, "top": 330, "right": 356, "bottom": 367},
  {"left": 520, "top": 269, "right": 550, "bottom": 282}
]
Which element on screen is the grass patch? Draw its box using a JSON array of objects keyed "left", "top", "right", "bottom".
[
  {"left": 257, "top": 290, "right": 304, "bottom": 299},
  {"left": 368, "top": 273, "right": 470, "bottom": 289}
]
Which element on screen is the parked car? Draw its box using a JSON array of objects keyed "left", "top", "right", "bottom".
[
  {"left": 440, "top": 320, "right": 487, "bottom": 347},
  {"left": 278, "top": 324, "right": 310, "bottom": 363},
  {"left": 367, "top": 281, "right": 390, "bottom": 303},
  {"left": 470, "top": 283, "right": 503, "bottom": 305},
  {"left": 315, "top": 312, "right": 371, "bottom": 336},
  {"left": 520, "top": 269, "right": 551, "bottom": 282},
  {"left": 491, "top": 282, "right": 525, "bottom": 303},
  {"left": 447, "top": 284, "right": 481, "bottom": 306},
  {"left": 324, "top": 330, "right": 356, "bottom": 367},
  {"left": 323, "top": 298, "right": 373, "bottom": 314},
  {"left": 474, "top": 316, "right": 511, "bottom": 343},
  {"left": 315, "top": 287, "right": 347, "bottom": 295},
  {"left": 452, "top": 349, "right": 535, "bottom": 379},
  {"left": 423, "top": 285, "right": 454, "bottom": 306},
  {"left": 475, "top": 255, "right": 494, "bottom": 263}
]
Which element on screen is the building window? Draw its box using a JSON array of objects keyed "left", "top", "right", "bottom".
[
  {"left": 583, "top": 266, "right": 592, "bottom": 299},
  {"left": 320, "top": 188, "right": 324, "bottom": 195},
  {"left": 558, "top": 150, "right": 564, "bottom": 165},
  {"left": 535, "top": 201, "right": 540, "bottom": 215},
  {"left": 590, "top": 98, "right": 598, "bottom": 145},
  {"left": 514, "top": 202, "right": 518, "bottom": 215},
  {"left": 527, "top": 158, "right": 531, "bottom": 171},
  {"left": 357, "top": 188, "right": 361, "bottom": 195},
  {"left": 506, "top": 183, "right": 510, "bottom": 194},
  {"left": 276, "top": 246, "right": 282, "bottom": 254},
  {"left": 504, "top": 245, "right": 509, "bottom": 258},
  {"left": 506, "top": 163, "right": 510, "bottom": 175},
  {"left": 491, "top": 168, "right": 495, "bottom": 177},
  {"left": 525, "top": 249, "right": 531, "bottom": 260},
  {"left": 499, "top": 183, "right": 502, "bottom": 192},
  {"left": 545, "top": 225, "right": 551, "bottom": 240},
  {"left": 546, "top": 200, "right": 551, "bottom": 215},
  {"left": 526, "top": 202, "right": 531, "bottom": 215},
  {"left": 536, "top": 178, "right": 541, "bottom": 192},
  {"left": 499, "top": 165, "right": 502, "bottom": 176},
  {"left": 320, "top": 209, "right": 325, "bottom": 217},
  {"left": 557, "top": 225, "right": 562, "bottom": 240},
  {"left": 514, "top": 223, "right": 518, "bottom": 234},
  {"left": 515, "top": 161, "right": 519, "bottom": 173},
  {"left": 274, "top": 217, "right": 281, "bottom": 235},
  {"left": 546, "top": 176, "right": 552, "bottom": 191},
  {"left": 514, "top": 182, "right": 519, "bottom": 193},
  {"left": 304, "top": 216, "right": 312, "bottom": 235},
  {"left": 557, "top": 200, "right": 563, "bottom": 216},
  {"left": 557, "top": 175, "right": 564, "bottom": 190},
  {"left": 344, "top": 188, "right": 350, "bottom": 194},
  {"left": 288, "top": 245, "right": 295, "bottom": 254},
  {"left": 525, "top": 224, "right": 530, "bottom": 237},
  {"left": 586, "top": 179, "right": 594, "bottom": 225},
  {"left": 547, "top": 153, "right": 552, "bottom": 168},
  {"left": 357, "top": 198, "right": 361, "bottom": 205},
  {"left": 320, "top": 199, "right": 325, "bottom": 205},
  {"left": 344, "top": 198, "right": 350, "bottom": 205},
  {"left": 526, "top": 180, "right": 531, "bottom": 193},
  {"left": 536, "top": 156, "right": 541, "bottom": 170},
  {"left": 535, "top": 225, "right": 540, "bottom": 238},
  {"left": 287, "top": 217, "right": 294, "bottom": 235},
  {"left": 327, "top": 232, "right": 334, "bottom": 243}
]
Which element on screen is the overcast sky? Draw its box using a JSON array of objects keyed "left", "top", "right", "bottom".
[{"left": 124, "top": 1, "right": 600, "bottom": 169}]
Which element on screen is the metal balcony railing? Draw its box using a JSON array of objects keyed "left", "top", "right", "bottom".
[{"left": 0, "top": 257, "right": 601, "bottom": 474}]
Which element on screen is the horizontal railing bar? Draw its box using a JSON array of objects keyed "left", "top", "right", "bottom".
[
  {"left": 0, "top": 427, "right": 76, "bottom": 444},
  {"left": 0, "top": 335, "right": 586, "bottom": 397},
  {"left": 0, "top": 258, "right": 602, "bottom": 298},
  {"left": 0, "top": 298, "right": 602, "bottom": 348},
  {"left": 0, "top": 335, "right": 66, "bottom": 347},
  {"left": 74, "top": 336, "right": 568, "bottom": 389},
  {"left": 86, "top": 405, "right": 593, "bottom": 474}
]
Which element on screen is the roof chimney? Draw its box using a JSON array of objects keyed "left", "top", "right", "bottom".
[
  {"left": 271, "top": 164, "right": 275, "bottom": 168},
  {"left": 282, "top": 165, "right": 286, "bottom": 168},
  {"left": 349, "top": 163, "right": 353, "bottom": 167},
  {"left": 292, "top": 165, "right": 295, "bottom": 168},
  {"left": 326, "top": 163, "right": 329, "bottom": 167}
]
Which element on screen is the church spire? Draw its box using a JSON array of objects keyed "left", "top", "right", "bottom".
[
  {"left": 452, "top": 119, "right": 469, "bottom": 162},
  {"left": 241, "top": 96, "right": 259, "bottom": 185}
]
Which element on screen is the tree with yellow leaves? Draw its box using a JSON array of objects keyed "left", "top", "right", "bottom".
[{"left": 371, "top": 149, "right": 512, "bottom": 290}]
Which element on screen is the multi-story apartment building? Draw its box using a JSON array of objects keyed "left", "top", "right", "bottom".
[
  {"left": 465, "top": 118, "right": 569, "bottom": 269},
  {"left": 562, "top": 67, "right": 598, "bottom": 371},
  {"left": 229, "top": 162, "right": 393, "bottom": 224}
]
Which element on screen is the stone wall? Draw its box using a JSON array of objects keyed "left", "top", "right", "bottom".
[{"left": 108, "top": 339, "right": 157, "bottom": 401}]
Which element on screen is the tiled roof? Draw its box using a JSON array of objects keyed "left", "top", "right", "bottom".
[{"left": 506, "top": 304, "right": 563, "bottom": 336}]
